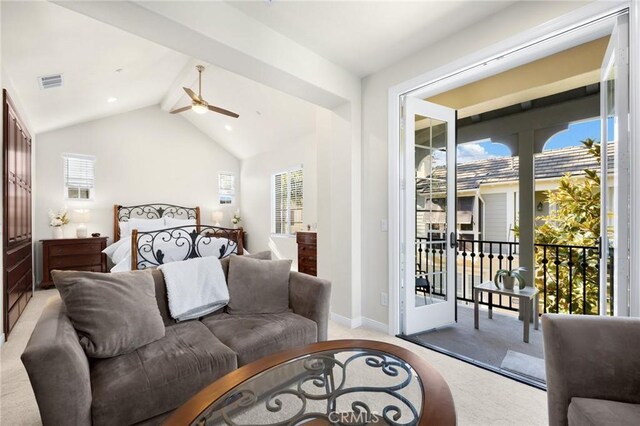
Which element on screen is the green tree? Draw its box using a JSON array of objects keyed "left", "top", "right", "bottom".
[{"left": 533, "top": 138, "right": 604, "bottom": 314}]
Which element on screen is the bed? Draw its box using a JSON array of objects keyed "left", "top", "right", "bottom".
[{"left": 104, "top": 203, "right": 244, "bottom": 272}]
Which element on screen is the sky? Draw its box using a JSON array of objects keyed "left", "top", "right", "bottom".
[{"left": 457, "top": 117, "right": 615, "bottom": 163}]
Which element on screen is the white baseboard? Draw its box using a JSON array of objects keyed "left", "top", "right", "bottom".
[
  {"left": 360, "top": 317, "right": 390, "bottom": 334},
  {"left": 330, "top": 312, "right": 389, "bottom": 334},
  {"left": 330, "top": 312, "right": 360, "bottom": 328},
  {"left": 0, "top": 333, "right": 5, "bottom": 347}
]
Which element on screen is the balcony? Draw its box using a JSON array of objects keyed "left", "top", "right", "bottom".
[{"left": 408, "top": 238, "right": 614, "bottom": 387}]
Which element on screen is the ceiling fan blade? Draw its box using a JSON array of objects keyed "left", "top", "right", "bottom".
[
  {"left": 183, "top": 87, "right": 201, "bottom": 101},
  {"left": 208, "top": 105, "right": 239, "bottom": 118},
  {"left": 170, "top": 105, "right": 191, "bottom": 114}
]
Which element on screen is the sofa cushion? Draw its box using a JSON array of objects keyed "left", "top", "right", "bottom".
[
  {"left": 152, "top": 251, "right": 273, "bottom": 326},
  {"left": 568, "top": 398, "right": 640, "bottom": 426},
  {"left": 90, "top": 321, "right": 237, "bottom": 426},
  {"left": 52, "top": 269, "right": 165, "bottom": 358},
  {"left": 226, "top": 256, "right": 292, "bottom": 315},
  {"left": 201, "top": 312, "right": 317, "bottom": 365},
  {"left": 220, "top": 250, "right": 272, "bottom": 279}
]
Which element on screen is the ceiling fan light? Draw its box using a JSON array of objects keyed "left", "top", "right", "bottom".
[{"left": 192, "top": 102, "right": 208, "bottom": 114}]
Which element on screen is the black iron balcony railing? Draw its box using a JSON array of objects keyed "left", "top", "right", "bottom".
[{"left": 415, "top": 237, "right": 614, "bottom": 315}]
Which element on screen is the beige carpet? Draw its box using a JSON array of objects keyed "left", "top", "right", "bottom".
[{"left": 0, "top": 289, "right": 548, "bottom": 425}]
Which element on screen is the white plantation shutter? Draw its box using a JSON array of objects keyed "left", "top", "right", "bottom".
[
  {"left": 272, "top": 168, "right": 303, "bottom": 235},
  {"left": 274, "top": 172, "right": 287, "bottom": 234},
  {"left": 63, "top": 154, "right": 95, "bottom": 199},
  {"left": 289, "top": 169, "right": 304, "bottom": 233}
]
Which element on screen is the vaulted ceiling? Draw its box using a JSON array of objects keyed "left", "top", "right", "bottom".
[
  {"left": 2, "top": 0, "right": 591, "bottom": 161},
  {"left": 1, "top": 1, "right": 319, "bottom": 159},
  {"left": 1, "top": 1, "right": 190, "bottom": 133},
  {"left": 226, "top": 0, "right": 517, "bottom": 77}
]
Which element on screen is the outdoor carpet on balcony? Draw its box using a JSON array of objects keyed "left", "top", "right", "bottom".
[{"left": 407, "top": 305, "right": 545, "bottom": 386}]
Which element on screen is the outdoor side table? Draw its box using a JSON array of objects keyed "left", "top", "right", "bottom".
[{"left": 473, "top": 281, "right": 540, "bottom": 343}]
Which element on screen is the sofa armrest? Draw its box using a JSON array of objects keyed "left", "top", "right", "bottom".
[
  {"left": 289, "top": 272, "right": 331, "bottom": 341},
  {"left": 21, "top": 297, "right": 92, "bottom": 426},
  {"left": 542, "top": 314, "right": 640, "bottom": 426}
]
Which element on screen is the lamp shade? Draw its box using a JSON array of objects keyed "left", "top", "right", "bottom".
[
  {"left": 211, "top": 211, "right": 223, "bottom": 225},
  {"left": 72, "top": 209, "right": 91, "bottom": 223}
]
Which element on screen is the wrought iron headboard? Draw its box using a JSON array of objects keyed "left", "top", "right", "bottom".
[
  {"left": 113, "top": 203, "right": 201, "bottom": 242},
  {"left": 130, "top": 225, "right": 244, "bottom": 270}
]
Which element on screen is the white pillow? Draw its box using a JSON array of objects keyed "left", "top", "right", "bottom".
[
  {"left": 112, "top": 237, "right": 132, "bottom": 265},
  {"left": 164, "top": 217, "right": 197, "bottom": 228},
  {"left": 111, "top": 257, "right": 132, "bottom": 273},
  {"left": 102, "top": 238, "right": 127, "bottom": 263},
  {"left": 128, "top": 218, "right": 166, "bottom": 233},
  {"left": 119, "top": 221, "right": 131, "bottom": 238}
]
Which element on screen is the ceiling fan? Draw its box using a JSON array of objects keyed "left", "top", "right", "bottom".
[{"left": 170, "top": 65, "right": 239, "bottom": 118}]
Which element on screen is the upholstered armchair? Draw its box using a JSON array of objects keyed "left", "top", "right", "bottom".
[{"left": 542, "top": 314, "right": 640, "bottom": 426}]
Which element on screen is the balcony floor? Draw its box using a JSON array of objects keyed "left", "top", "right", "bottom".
[{"left": 404, "top": 303, "right": 546, "bottom": 388}]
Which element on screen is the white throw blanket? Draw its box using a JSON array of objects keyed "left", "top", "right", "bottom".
[{"left": 159, "top": 257, "right": 229, "bottom": 322}]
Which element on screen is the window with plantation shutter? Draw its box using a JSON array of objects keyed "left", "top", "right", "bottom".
[
  {"left": 63, "top": 154, "right": 95, "bottom": 200},
  {"left": 272, "top": 168, "right": 303, "bottom": 235}
]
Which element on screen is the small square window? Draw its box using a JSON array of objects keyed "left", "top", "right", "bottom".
[{"left": 64, "top": 154, "right": 95, "bottom": 200}]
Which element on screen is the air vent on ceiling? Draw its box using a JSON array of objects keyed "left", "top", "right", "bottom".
[{"left": 37, "top": 74, "right": 63, "bottom": 90}]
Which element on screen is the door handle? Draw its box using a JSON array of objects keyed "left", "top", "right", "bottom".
[{"left": 450, "top": 232, "right": 457, "bottom": 248}]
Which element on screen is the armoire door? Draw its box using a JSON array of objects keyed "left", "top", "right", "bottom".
[{"left": 3, "top": 89, "right": 33, "bottom": 338}]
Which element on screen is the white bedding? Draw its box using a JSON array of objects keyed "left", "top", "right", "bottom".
[{"left": 103, "top": 233, "right": 241, "bottom": 272}]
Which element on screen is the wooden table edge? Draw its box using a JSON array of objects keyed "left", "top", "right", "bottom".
[{"left": 163, "top": 339, "right": 456, "bottom": 426}]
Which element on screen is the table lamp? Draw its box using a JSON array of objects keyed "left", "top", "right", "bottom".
[
  {"left": 72, "top": 209, "right": 91, "bottom": 238},
  {"left": 211, "top": 211, "right": 223, "bottom": 227}
]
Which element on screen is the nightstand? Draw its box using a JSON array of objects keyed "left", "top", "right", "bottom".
[
  {"left": 40, "top": 237, "right": 108, "bottom": 288},
  {"left": 296, "top": 232, "right": 317, "bottom": 276}
]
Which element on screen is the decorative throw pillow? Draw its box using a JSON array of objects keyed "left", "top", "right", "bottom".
[
  {"left": 220, "top": 250, "right": 272, "bottom": 278},
  {"left": 52, "top": 270, "right": 165, "bottom": 358},
  {"left": 226, "top": 256, "right": 291, "bottom": 315}
]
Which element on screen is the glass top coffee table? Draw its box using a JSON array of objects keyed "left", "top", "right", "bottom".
[{"left": 165, "top": 340, "right": 455, "bottom": 425}]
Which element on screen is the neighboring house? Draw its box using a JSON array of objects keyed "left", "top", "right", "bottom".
[{"left": 416, "top": 143, "right": 615, "bottom": 244}]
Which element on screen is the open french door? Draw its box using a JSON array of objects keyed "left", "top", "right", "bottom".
[
  {"left": 402, "top": 96, "right": 457, "bottom": 335},
  {"left": 600, "top": 14, "right": 629, "bottom": 316}
]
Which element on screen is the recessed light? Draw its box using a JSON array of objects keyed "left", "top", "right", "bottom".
[
  {"left": 107, "top": 97, "right": 118, "bottom": 103},
  {"left": 224, "top": 124, "right": 233, "bottom": 131}
]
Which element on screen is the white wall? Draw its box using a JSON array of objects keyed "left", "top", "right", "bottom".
[
  {"left": 360, "top": 1, "right": 592, "bottom": 326},
  {"left": 240, "top": 131, "right": 317, "bottom": 268},
  {"left": 34, "top": 105, "right": 240, "bottom": 283},
  {"left": 56, "top": 0, "right": 364, "bottom": 325}
]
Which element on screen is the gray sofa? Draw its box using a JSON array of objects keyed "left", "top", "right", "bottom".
[
  {"left": 22, "top": 269, "right": 331, "bottom": 426},
  {"left": 542, "top": 314, "right": 640, "bottom": 426}
]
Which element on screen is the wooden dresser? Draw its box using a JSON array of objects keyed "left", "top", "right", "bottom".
[
  {"left": 296, "top": 232, "right": 317, "bottom": 276},
  {"left": 40, "top": 237, "right": 108, "bottom": 288}
]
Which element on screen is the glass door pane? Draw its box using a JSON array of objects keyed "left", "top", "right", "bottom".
[
  {"left": 403, "top": 97, "right": 456, "bottom": 335},
  {"left": 415, "top": 116, "right": 448, "bottom": 307}
]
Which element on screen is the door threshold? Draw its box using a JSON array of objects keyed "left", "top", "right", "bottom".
[{"left": 397, "top": 333, "right": 547, "bottom": 391}]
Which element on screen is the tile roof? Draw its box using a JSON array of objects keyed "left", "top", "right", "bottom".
[{"left": 418, "top": 144, "right": 615, "bottom": 193}]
